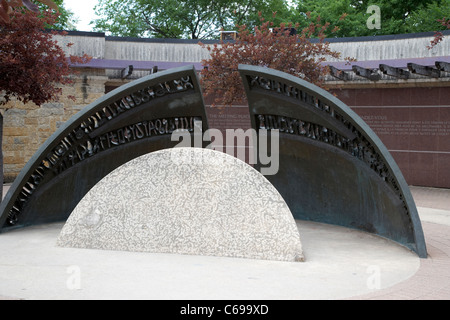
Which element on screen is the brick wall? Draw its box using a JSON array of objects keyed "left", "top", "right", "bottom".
[{"left": 332, "top": 86, "right": 450, "bottom": 188}]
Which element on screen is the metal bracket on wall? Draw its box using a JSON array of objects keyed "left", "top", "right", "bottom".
[
  {"left": 408, "top": 62, "right": 441, "bottom": 78},
  {"left": 379, "top": 64, "right": 411, "bottom": 79},
  {"left": 352, "top": 65, "right": 381, "bottom": 81},
  {"left": 121, "top": 65, "right": 134, "bottom": 79}
]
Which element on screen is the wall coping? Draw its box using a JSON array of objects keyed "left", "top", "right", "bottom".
[{"left": 57, "top": 29, "right": 450, "bottom": 44}]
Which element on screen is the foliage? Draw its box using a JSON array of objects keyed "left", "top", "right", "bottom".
[
  {"left": 0, "top": 8, "right": 91, "bottom": 107},
  {"left": 292, "top": 0, "right": 448, "bottom": 37},
  {"left": 0, "top": 0, "right": 75, "bottom": 30},
  {"left": 427, "top": 17, "right": 450, "bottom": 49},
  {"left": 0, "top": 0, "right": 57, "bottom": 23},
  {"left": 0, "top": 0, "right": 78, "bottom": 202},
  {"left": 230, "top": 0, "right": 296, "bottom": 31},
  {"left": 92, "top": 0, "right": 296, "bottom": 39},
  {"left": 293, "top": 0, "right": 368, "bottom": 37},
  {"left": 36, "top": 0, "right": 78, "bottom": 30},
  {"left": 199, "top": 13, "right": 352, "bottom": 106},
  {"left": 406, "top": 0, "right": 450, "bottom": 33},
  {"left": 91, "top": 0, "right": 450, "bottom": 39}
]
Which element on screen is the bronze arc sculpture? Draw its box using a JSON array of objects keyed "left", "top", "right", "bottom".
[
  {"left": 0, "top": 64, "right": 427, "bottom": 258},
  {"left": 0, "top": 65, "right": 209, "bottom": 231},
  {"left": 239, "top": 64, "right": 427, "bottom": 258}
]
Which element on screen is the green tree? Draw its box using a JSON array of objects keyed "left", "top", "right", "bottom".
[
  {"left": 0, "top": 0, "right": 77, "bottom": 29},
  {"left": 292, "top": 0, "right": 447, "bottom": 37},
  {"left": 36, "top": 0, "right": 78, "bottom": 30},
  {"left": 92, "top": 0, "right": 295, "bottom": 39},
  {"left": 406, "top": 0, "right": 450, "bottom": 33},
  {"left": 293, "top": 0, "right": 367, "bottom": 37}
]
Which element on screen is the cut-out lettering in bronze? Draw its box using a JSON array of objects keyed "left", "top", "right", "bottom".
[
  {"left": 239, "top": 64, "right": 427, "bottom": 258},
  {"left": 0, "top": 66, "right": 208, "bottom": 230}
]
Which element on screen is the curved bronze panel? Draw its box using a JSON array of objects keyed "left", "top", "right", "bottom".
[
  {"left": 239, "top": 64, "right": 427, "bottom": 258},
  {"left": 0, "top": 65, "right": 209, "bottom": 231}
]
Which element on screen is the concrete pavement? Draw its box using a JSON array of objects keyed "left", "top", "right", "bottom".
[
  {"left": 0, "top": 185, "right": 449, "bottom": 300},
  {"left": 349, "top": 186, "right": 450, "bottom": 300}
]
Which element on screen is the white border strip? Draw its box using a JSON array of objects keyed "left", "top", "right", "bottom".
[
  {"left": 390, "top": 149, "right": 450, "bottom": 154},
  {"left": 352, "top": 105, "right": 450, "bottom": 109}
]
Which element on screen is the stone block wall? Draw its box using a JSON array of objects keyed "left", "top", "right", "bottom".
[{"left": 1, "top": 74, "right": 107, "bottom": 182}]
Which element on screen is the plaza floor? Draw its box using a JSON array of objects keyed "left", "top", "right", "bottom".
[{"left": 0, "top": 185, "right": 449, "bottom": 300}]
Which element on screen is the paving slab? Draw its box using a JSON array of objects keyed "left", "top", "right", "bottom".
[
  {"left": 1, "top": 184, "right": 449, "bottom": 300},
  {"left": 410, "top": 186, "right": 450, "bottom": 211},
  {"left": 0, "top": 219, "right": 420, "bottom": 300}
]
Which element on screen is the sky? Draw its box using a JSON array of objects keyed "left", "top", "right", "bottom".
[{"left": 64, "top": 0, "right": 100, "bottom": 32}]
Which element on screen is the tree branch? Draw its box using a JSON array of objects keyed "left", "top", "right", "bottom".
[{"left": 142, "top": 10, "right": 176, "bottom": 38}]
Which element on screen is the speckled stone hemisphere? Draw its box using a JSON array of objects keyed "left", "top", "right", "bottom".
[{"left": 57, "top": 147, "right": 304, "bottom": 262}]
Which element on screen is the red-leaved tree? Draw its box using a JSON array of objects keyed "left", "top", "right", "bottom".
[
  {"left": 199, "top": 12, "right": 352, "bottom": 106},
  {"left": 428, "top": 18, "right": 450, "bottom": 50},
  {"left": 0, "top": 9, "right": 90, "bottom": 105},
  {"left": 0, "top": 0, "right": 58, "bottom": 23},
  {"left": 0, "top": 7, "right": 91, "bottom": 201}
]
